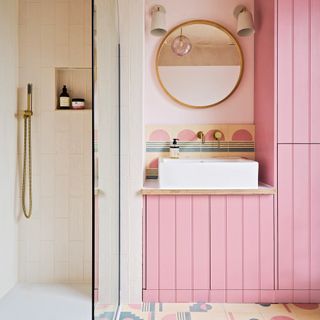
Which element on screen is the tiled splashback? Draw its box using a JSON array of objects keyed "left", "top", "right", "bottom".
[{"left": 145, "top": 124, "right": 255, "bottom": 179}]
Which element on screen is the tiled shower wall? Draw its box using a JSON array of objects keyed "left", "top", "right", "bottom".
[{"left": 17, "top": 0, "right": 92, "bottom": 283}]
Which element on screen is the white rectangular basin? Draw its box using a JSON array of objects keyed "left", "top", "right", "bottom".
[{"left": 158, "top": 157, "right": 259, "bottom": 189}]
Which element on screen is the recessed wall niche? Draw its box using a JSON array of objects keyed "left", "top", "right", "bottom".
[{"left": 55, "top": 67, "right": 92, "bottom": 110}]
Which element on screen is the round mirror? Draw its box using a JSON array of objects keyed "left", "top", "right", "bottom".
[{"left": 156, "top": 20, "right": 244, "bottom": 109}]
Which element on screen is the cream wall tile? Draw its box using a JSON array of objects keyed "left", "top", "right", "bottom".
[
  {"left": 39, "top": 260, "right": 54, "bottom": 282},
  {"left": 69, "top": 175, "right": 84, "bottom": 196},
  {"left": 70, "top": 0, "right": 85, "bottom": 25},
  {"left": 40, "top": 68, "right": 56, "bottom": 111},
  {"left": 69, "top": 197, "right": 84, "bottom": 241},
  {"left": 41, "top": 0, "right": 56, "bottom": 25},
  {"left": 40, "top": 173, "right": 55, "bottom": 197},
  {"left": 54, "top": 261, "right": 68, "bottom": 282},
  {"left": 41, "top": 25, "right": 55, "bottom": 67},
  {"left": 40, "top": 241, "right": 54, "bottom": 264},
  {"left": 19, "top": 240, "right": 28, "bottom": 264},
  {"left": 40, "top": 112, "right": 56, "bottom": 154},
  {"left": 54, "top": 218, "right": 68, "bottom": 242},
  {"left": 26, "top": 2, "right": 41, "bottom": 25},
  {"left": 26, "top": 262, "right": 40, "bottom": 282},
  {"left": 69, "top": 25, "right": 85, "bottom": 67},
  {"left": 68, "top": 260, "right": 84, "bottom": 282},
  {"left": 55, "top": 154, "right": 69, "bottom": 175},
  {"left": 55, "top": 132, "right": 69, "bottom": 154},
  {"left": 40, "top": 199, "right": 55, "bottom": 241},
  {"left": 19, "top": 262, "right": 27, "bottom": 282},
  {"left": 69, "top": 241, "right": 83, "bottom": 261},
  {"left": 55, "top": 23, "right": 69, "bottom": 46},
  {"left": 54, "top": 240, "right": 69, "bottom": 262},
  {"left": 55, "top": 176, "right": 69, "bottom": 217},
  {"left": 19, "top": 1, "right": 27, "bottom": 25},
  {"left": 83, "top": 261, "right": 91, "bottom": 282},
  {"left": 55, "top": 111, "right": 70, "bottom": 132},
  {"left": 55, "top": 45, "right": 70, "bottom": 67}
]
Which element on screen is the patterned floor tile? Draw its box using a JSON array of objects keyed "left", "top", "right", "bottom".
[
  {"left": 261, "top": 315, "right": 300, "bottom": 320},
  {"left": 118, "top": 303, "right": 320, "bottom": 320},
  {"left": 286, "top": 303, "right": 320, "bottom": 316},
  {"left": 226, "top": 312, "right": 264, "bottom": 320},
  {"left": 190, "top": 312, "right": 228, "bottom": 320},
  {"left": 223, "top": 304, "right": 260, "bottom": 313},
  {"left": 256, "top": 304, "right": 294, "bottom": 316}
]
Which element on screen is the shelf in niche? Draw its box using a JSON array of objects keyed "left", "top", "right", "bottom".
[
  {"left": 55, "top": 108, "right": 92, "bottom": 111},
  {"left": 55, "top": 67, "right": 92, "bottom": 110}
]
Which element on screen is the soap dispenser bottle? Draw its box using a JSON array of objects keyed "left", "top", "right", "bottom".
[{"left": 170, "top": 138, "right": 180, "bottom": 159}]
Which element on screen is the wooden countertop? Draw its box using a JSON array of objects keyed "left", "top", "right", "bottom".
[{"left": 141, "top": 180, "right": 276, "bottom": 195}]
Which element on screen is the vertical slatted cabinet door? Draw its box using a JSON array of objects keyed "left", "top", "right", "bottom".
[
  {"left": 159, "top": 196, "right": 176, "bottom": 295},
  {"left": 243, "top": 196, "right": 261, "bottom": 290},
  {"left": 278, "top": 0, "right": 294, "bottom": 143},
  {"left": 226, "top": 196, "right": 244, "bottom": 289},
  {"left": 145, "top": 196, "right": 160, "bottom": 291},
  {"left": 259, "top": 196, "right": 275, "bottom": 290},
  {"left": 278, "top": 0, "right": 320, "bottom": 143},
  {"left": 311, "top": 145, "right": 320, "bottom": 289},
  {"left": 311, "top": 0, "right": 320, "bottom": 143},
  {"left": 218, "top": 196, "right": 274, "bottom": 292},
  {"left": 192, "top": 196, "right": 211, "bottom": 290},
  {"left": 278, "top": 145, "right": 294, "bottom": 289},
  {"left": 211, "top": 196, "right": 227, "bottom": 290},
  {"left": 176, "top": 196, "right": 193, "bottom": 301},
  {"left": 278, "top": 144, "right": 320, "bottom": 290}
]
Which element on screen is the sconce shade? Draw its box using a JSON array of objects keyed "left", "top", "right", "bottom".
[
  {"left": 234, "top": 5, "right": 255, "bottom": 37},
  {"left": 151, "top": 5, "right": 167, "bottom": 36}
]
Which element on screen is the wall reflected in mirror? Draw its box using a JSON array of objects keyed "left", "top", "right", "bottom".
[{"left": 156, "top": 20, "right": 244, "bottom": 108}]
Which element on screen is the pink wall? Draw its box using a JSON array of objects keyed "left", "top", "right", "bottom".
[
  {"left": 144, "top": 0, "right": 255, "bottom": 125},
  {"left": 254, "top": 0, "right": 275, "bottom": 185}
]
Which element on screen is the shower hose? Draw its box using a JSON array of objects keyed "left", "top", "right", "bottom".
[{"left": 22, "top": 85, "right": 33, "bottom": 219}]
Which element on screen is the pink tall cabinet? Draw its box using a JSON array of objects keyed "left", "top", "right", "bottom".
[{"left": 142, "top": 0, "right": 320, "bottom": 303}]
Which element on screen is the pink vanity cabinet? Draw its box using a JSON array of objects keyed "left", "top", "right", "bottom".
[{"left": 142, "top": 192, "right": 275, "bottom": 303}]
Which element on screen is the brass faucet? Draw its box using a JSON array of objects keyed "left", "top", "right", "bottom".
[{"left": 197, "top": 131, "right": 205, "bottom": 144}]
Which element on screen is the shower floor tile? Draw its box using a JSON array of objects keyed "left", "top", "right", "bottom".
[{"left": 0, "top": 283, "right": 91, "bottom": 320}]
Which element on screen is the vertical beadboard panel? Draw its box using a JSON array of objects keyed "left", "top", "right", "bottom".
[
  {"left": 311, "top": 145, "right": 320, "bottom": 289},
  {"left": 243, "top": 196, "right": 260, "bottom": 289},
  {"left": 260, "top": 196, "right": 275, "bottom": 289},
  {"left": 311, "top": 0, "right": 320, "bottom": 143},
  {"left": 293, "top": 145, "right": 310, "bottom": 289},
  {"left": 226, "top": 196, "right": 243, "bottom": 289},
  {"left": 278, "top": 145, "right": 294, "bottom": 289},
  {"left": 176, "top": 196, "right": 193, "bottom": 290},
  {"left": 159, "top": 196, "right": 176, "bottom": 290},
  {"left": 142, "top": 197, "right": 146, "bottom": 289},
  {"left": 210, "top": 196, "right": 227, "bottom": 290},
  {"left": 310, "top": 0, "right": 320, "bottom": 143},
  {"left": 293, "top": 0, "right": 310, "bottom": 143},
  {"left": 145, "top": 196, "right": 159, "bottom": 289},
  {"left": 278, "top": 0, "right": 320, "bottom": 143},
  {"left": 192, "top": 196, "right": 210, "bottom": 289},
  {"left": 278, "top": 0, "right": 293, "bottom": 143}
]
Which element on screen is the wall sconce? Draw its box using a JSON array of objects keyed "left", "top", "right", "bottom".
[
  {"left": 233, "top": 5, "right": 255, "bottom": 36},
  {"left": 150, "top": 5, "right": 167, "bottom": 36}
]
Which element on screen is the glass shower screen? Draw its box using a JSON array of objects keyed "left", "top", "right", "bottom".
[{"left": 94, "top": 0, "right": 120, "bottom": 318}]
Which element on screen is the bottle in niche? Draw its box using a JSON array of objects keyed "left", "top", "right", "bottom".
[{"left": 59, "top": 85, "right": 70, "bottom": 109}]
